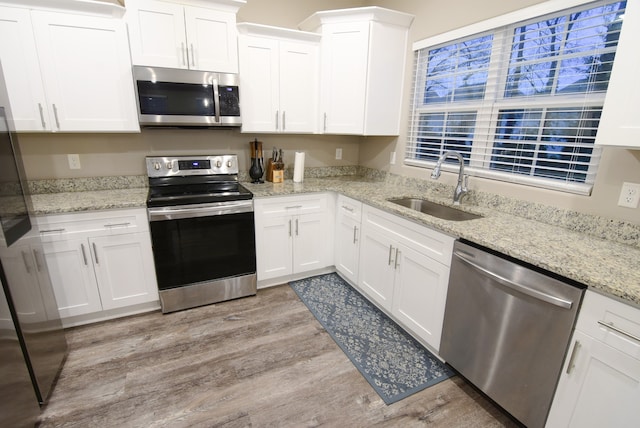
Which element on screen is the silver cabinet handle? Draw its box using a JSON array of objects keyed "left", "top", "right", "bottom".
[
  {"left": 38, "top": 103, "right": 46, "bottom": 129},
  {"left": 40, "top": 228, "right": 66, "bottom": 234},
  {"left": 81, "top": 243, "right": 88, "bottom": 266},
  {"left": 388, "top": 245, "right": 394, "bottom": 265},
  {"left": 285, "top": 205, "right": 302, "bottom": 210},
  {"left": 190, "top": 43, "right": 195, "bottom": 67},
  {"left": 33, "top": 249, "right": 43, "bottom": 272},
  {"left": 104, "top": 222, "right": 131, "bottom": 228},
  {"left": 565, "top": 340, "right": 581, "bottom": 374},
  {"left": 295, "top": 218, "right": 299, "bottom": 236},
  {"left": 394, "top": 248, "right": 400, "bottom": 269},
  {"left": 597, "top": 320, "right": 640, "bottom": 343},
  {"left": 454, "top": 251, "right": 574, "bottom": 309},
  {"left": 181, "top": 42, "right": 187, "bottom": 66},
  {"left": 282, "top": 111, "right": 286, "bottom": 131},
  {"left": 92, "top": 242, "right": 99, "bottom": 264},
  {"left": 21, "top": 251, "right": 32, "bottom": 274},
  {"left": 323, "top": 112, "right": 327, "bottom": 131},
  {"left": 353, "top": 226, "right": 358, "bottom": 244},
  {"left": 288, "top": 219, "right": 292, "bottom": 237},
  {"left": 52, "top": 104, "right": 60, "bottom": 129},
  {"left": 275, "top": 110, "right": 279, "bottom": 131},
  {"left": 342, "top": 205, "right": 354, "bottom": 212}
]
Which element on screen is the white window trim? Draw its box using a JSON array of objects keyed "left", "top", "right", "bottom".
[
  {"left": 408, "top": 0, "right": 613, "bottom": 196},
  {"left": 413, "top": 0, "right": 598, "bottom": 51}
]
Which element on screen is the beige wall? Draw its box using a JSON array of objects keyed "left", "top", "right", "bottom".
[
  {"left": 363, "top": 0, "right": 640, "bottom": 224},
  {"left": 18, "top": 0, "right": 640, "bottom": 224}
]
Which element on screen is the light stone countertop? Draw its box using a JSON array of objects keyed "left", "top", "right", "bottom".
[{"left": 29, "top": 177, "right": 640, "bottom": 308}]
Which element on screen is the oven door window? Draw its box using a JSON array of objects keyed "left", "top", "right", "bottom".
[
  {"left": 137, "top": 81, "right": 215, "bottom": 116},
  {"left": 150, "top": 211, "right": 256, "bottom": 290}
]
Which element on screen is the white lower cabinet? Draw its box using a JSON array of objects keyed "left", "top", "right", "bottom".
[
  {"left": 334, "top": 195, "right": 362, "bottom": 284},
  {"left": 36, "top": 209, "right": 159, "bottom": 326},
  {"left": 358, "top": 204, "right": 454, "bottom": 352},
  {"left": 546, "top": 291, "right": 640, "bottom": 427},
  {"left": 254, "top": 194, "right": 332, "bottom": 285}
]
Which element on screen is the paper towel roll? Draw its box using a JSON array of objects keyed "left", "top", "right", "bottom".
[{"left": 293, "top": 152, "right": 305, "bottom": 183}]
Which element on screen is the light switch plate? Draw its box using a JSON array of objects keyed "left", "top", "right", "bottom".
[{"left": 335, "top": 148, "right": 342, "bottom": 160}]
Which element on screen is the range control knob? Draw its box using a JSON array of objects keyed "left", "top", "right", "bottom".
[
  {"left": 216, "top": 160, "right": 222, "bottom": 168},
  {"left": 227, "top": 160, "right": 233, "bottom": 168},
  {"left": 166, "top": 162, "right": 173, "bottom": 170},
  {"left": 153, "top": 162, "right": 161, "bottom": 170}
]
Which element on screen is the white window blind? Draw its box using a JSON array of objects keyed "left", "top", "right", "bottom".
[{"left": 406, "top": 0, "right": 627, "bottom": 194}]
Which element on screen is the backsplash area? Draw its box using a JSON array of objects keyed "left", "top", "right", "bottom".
[{"left": 27, "top": 166, "right": 640, "bottom": 249}]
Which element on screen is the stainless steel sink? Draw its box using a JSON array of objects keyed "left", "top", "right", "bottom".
[{"left": 387, "top": 198, "right": 482, "bottom": 221}]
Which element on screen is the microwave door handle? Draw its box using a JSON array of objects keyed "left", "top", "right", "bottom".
[{"left": 212, "top": 78, "right": 221, "bottom": 124}]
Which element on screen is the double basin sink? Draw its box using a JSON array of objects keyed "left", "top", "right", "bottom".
[{"left": 387, "top": 198, "right": 482, "bottom": 221}]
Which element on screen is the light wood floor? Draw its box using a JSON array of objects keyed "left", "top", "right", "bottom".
[{"left": 38, "top": 284, "right": 519, "bottom": 427}]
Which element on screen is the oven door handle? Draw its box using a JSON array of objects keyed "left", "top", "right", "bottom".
[{"left": 148, "top": 200, "right": 253, "bottom": 221}]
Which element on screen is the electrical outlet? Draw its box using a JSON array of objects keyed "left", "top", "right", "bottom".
[
  {"left": 390, "top": 151, "right": 396, "bottom": 165},
  {"left": 617, "top": 182, "right": 640, "bottom": 208},
  {"left": 335, "top": 148, "right": 342, "bottom": 160},
  {"left": 68, "top": 154, "right": 81, "bottom": 170}
]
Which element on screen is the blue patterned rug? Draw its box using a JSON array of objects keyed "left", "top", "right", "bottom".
[{"left": 289, "top": 273, "right": 454, "bottom": 405}]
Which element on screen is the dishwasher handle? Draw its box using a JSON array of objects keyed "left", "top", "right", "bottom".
[{"left": 454, "top": 250, "right": 574, "bottom": 309}]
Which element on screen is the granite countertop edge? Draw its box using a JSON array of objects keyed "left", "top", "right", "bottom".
[{"left": 30, "top": 179, "right": 640, "bottom": 308}]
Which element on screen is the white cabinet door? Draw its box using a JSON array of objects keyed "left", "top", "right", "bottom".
[
  {"left": 392, "top": 245, "right": 450, "bottom": 351},
  {"left": 319, "top": 21, "right": 369, "bottom": 134},
  {"left": 293, "top": 212, "right": 327, "bottom": 274},
  {"left": 238, "top": 35, "right": 280, "bottom": 132},
  {"left": 254, "top": 194, "right": 331, "bottom": 283},
  {"left": 90, "top": 233, "right": 158, "bottom": 311},
  {"left": 546, "top": 331, "right": 640, "bottom": 428},
  {"left": 255, "top": 214, "right": 293, "bottom": 281},
  {"left": 595, "top": 0, "right": 640, "bottom": 148},
  {"left": 0, "top": 244, "right": 48, "bottom": 324},
  {"left": 127, "top": 0, "right": 187, "bottom": 69},
  {"left": 238, "top": 26, "right": 318, "bottom": 134},
  {"left": 335, "top": 213, "right": 360, "bottom": 284},
  {"left": 301, "top": 7, "right": 412, "bottom": 136},
  {"left": 0, "top": 6, "right": 51, "bottom": 131},
  {"left": 184, "top": 6, "right": 238, "bottom": 73},
  {"left": 31, "top": 11, "right": 139, "bottom": 132},
  {"left": 358, "top": 225, "right": 396, "bottom": 311},
  {"left": 278, "top": 40, "right": 318, "bottom": 133},
  {"left": 126, "top": 0, "right": 239, "bottom": 72},
  {"left": 42, "top": 238, "right": 103, "bottom": 318}
]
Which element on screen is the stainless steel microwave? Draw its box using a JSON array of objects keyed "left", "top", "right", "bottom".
[{"left": 132, "top": 66, "right": 241, "bottom": 127}]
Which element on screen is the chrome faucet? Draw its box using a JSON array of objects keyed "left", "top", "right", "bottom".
[{"left": 430, "top": 150, "right": 469, "bottom": 205}]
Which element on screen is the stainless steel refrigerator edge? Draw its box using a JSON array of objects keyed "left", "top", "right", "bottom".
[{"left": 0, "top": 61, "right": 67, "bottom": 426}]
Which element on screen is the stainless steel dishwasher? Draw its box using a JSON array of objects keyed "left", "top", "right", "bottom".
[{"left": 440, "top": 240, "right": 585, "bottom": 428}]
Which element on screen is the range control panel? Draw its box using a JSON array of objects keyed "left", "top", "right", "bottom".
[{"left": 146, "top": 155, "right": 239, "bottom": 178}]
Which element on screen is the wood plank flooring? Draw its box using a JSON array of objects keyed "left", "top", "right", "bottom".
[{"left": 38, "top": 284, "right": 520, "bottom": 427}]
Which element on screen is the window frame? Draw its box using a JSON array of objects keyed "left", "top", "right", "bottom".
[{"left": 406, "top": 0, "right": 620, "bottom": 195}]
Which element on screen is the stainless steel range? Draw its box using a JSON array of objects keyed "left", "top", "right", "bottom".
[{"left": 146, "top": 155, "right": 256, "bottom": 313}]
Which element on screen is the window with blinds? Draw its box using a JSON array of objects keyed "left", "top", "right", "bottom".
[{"left": 406, "top": 0, "right": 627, "bottom": 194}]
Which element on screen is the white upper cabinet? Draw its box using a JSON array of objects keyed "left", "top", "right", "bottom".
[
  {"left": 0, "top": 2, "right": 139, "bottom": 132},
  {"left": 300, "top": 7, "right": 413, "bottom": 136},
  {"left": 596, "top": 0, "right": 640, "bottom": 148},
  {"left": 237, "top": 23, "right": 319, "bottom": 133},
  {"left": 125, "top": 0, "right": 243, "bottom": 73}
]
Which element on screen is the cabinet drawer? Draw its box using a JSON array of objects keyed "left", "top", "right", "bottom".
[
  {"left": 255, "top": 193, "right": 328, "bottom": 218},
  {"left": 362, "top": 204, "right": 454, "bottom": 266},
  {"left": 577, "top": 290, "right": 640, "bottom": 360},
  {"left": 336, "top": 194, "right": 362, "bottom": 221},
  {"left": 36, "top": 208, "right": 148, "bottom": 241}
]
